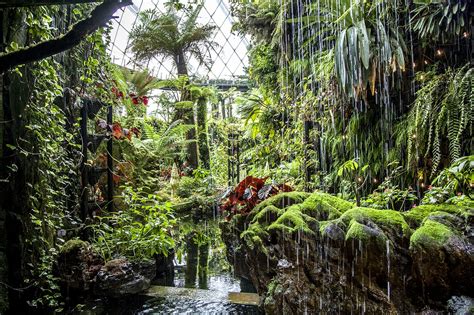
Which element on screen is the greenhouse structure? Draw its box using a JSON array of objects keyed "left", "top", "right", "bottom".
[{"left": 0, "top": 0, "right": 472, "bottom": 314}]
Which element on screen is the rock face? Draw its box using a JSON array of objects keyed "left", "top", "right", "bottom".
[
  {"left": 56, "top": 240, "right": 104, "bottom": 291},
  {"left": 57, "top": 240, "right": 156, "bottom": 297},
  {"left": 94, "top": 259, "right": 155, "bottom": 297},
  {"left": 221, "top": 192, "right": 474, "bottom": 314}
]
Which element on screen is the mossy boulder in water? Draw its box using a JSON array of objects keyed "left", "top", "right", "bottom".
[{"left": 221, "top": 191, "right": 474, "bottom": 314}]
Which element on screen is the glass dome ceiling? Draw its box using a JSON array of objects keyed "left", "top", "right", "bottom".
[{"left": 108, "top": 0, "right": 250, "bottom": 81}]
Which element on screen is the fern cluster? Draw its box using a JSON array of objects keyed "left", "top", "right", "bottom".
[{"left": 405, "top": 64, "right": 473, "bottom": 174}]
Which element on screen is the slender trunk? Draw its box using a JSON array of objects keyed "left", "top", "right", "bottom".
[
  {"left": 221, "top": 98, "right": 226, "bottom": 120},
  {"left": 197, "top": 96, "right": 210, "bottom": 169},
  {"left": 175, "top": 50, "right": 188, "bottom": 77},
  {"left": 303, "top": 120, "right": 313, "bottom": 192},
  {"left": 174, "top": 50, "right": 198, "bottom": 170},
  {"left": 197, "top": 243, "right": 209, "bottom": 289},
  {"left": 184, "top": 233, "right": 198, "bottom": 288}
]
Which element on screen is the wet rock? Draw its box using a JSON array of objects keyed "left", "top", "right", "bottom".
[
  {"left": 94, "top": 259, "right": 155, "bottom": 297},
  {"left": 277, "top": 259, "right": 293, "bottom": 269},
  {"left": 57, "top": 239, "right": 103, "bottom": 291},
  {"left": 57, "top": 240, "right": 156, "bottom": 298},
  {"left": 221, "top": 191, "right": 474, "bottom": 314},
  {"left": 447, "top": 296, "right": 474, "bottom": 315}
]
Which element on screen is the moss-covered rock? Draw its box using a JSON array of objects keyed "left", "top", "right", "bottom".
[
  {"left": 410, "top": 219, "right": 454, "bottom": 249},
  {"left": 268, "top": 204, "right": 318, "bottom": 234},
  {"left": 340, "top": 207, "right": 411, "bottom": 240},
  {"left": 222, "top": 189, "right": 474, "bottom": 314},
  {"left": 345, "top": 219, "right": 388, "bottom": 244},
  {"left": 60, "top": 239, "right": 88, "bottom": 255},
  {"left": 300, "top": 191, "right": 354, "bottom": 220},
  {"left": 403, "top": 204, "right": 473, "bottom": 228},
  {"left": 251, "top": 191, "right": 311, "bottom": 214},
  {"left": 57, "top": 239, "right": 103, "bottom": 291}
]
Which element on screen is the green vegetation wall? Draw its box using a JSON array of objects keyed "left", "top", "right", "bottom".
[
  {"left": 230, "top": 0, "right": 473, "bottom": 195},
  {"left": 0, "top": 5, "right": 114, "bottom": 312}
]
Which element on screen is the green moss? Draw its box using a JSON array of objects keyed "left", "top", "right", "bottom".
[
  {"left": 252, "top": 205, "right": 284, "bottom": 223},
  {"left": 340, "top": 207, "right": 411, "bottom": 238},
  {"left": 403, "top": 204, "right": 472, "bottom": 227},
  {"left": 300, "top": 192, "right": 354, "bottom": 220},
  {"left": 241, "top": 221, "right": 269, "bottom": 251},
  {"left": 251, "top": 191, "right": 311, "bottom": 214},
  {"left": 60, "top": 239, "right": 87, "bottom": 254},
  {"left": 305, "top": 192, "right": 354, "bottom": 212},
  {"left": 268, "top": 204, "right": 317, "bottom": 234},
  {"left": 410, "top": 219, "right": 455, "bottom": 249},
  {"left": 267, "top": 278, "right": 278, "bottom": 295},
  {"left": 345, "top": 219, "right": 387, "bottom": 245}
]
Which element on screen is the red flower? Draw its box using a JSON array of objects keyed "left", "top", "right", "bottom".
[
  {"left": 112, "top": 87, "right": 124, "bottom": 99},
  {"left": 129, "top": 93, "right": 140, "bottom": 105},
  {"left": 142, "top": 96, "right": 149, "bottom": 106},
  {"left": 111, "top": 122, "right": 123, "bottom": 139},
  {"left": 130, "top": 127, "right": 141, "bottom": 138}
]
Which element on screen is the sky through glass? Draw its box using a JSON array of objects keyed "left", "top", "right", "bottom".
[{"left": 108, "top": 0, "right": 250, "bottom": 81}]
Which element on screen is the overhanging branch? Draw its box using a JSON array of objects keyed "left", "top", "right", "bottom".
[{"left": 0, "top": 0, "right": 131, "bottom": 74}]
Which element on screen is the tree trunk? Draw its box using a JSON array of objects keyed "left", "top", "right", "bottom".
[
  {"left": 184, "top": 233, "right": 198, "bottom": 288},
  {"left": 174, "top": 51, "right": 199, "bottom": 170},
  {"left": 197, "top": 242, "right": 209, "bottom": 289},
  {"left": 303, "top": 120, "right": 313, "bottom": 192},
  {"left": 197, "top": 96, "right": 210, "bottom": 169}
]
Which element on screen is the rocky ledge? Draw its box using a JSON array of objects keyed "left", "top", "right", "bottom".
[
  {"left": 221, "top": 192, "right": 474, "bottom": 314},
  {"left": 56, "top": 240, "right": 156, "bottom": 298}
]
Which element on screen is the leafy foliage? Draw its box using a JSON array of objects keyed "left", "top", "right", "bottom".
[
  {"left": 412, "top": 0, "right": 473, "bottom": 43},
  {"left": 220, "top": 176, "right": 292, "bottom": 217},
  {"left": 405, "top": 65, "right": 473, "bottom": 172},
  {"left": 433, "top": 155, "right": 474, "bottom": 199},
  {"left": 129, "top": 4, "right": 217, "bottom": 72},
  {"left": 91, "top": 186, "right": 176, "bottom": 261}
]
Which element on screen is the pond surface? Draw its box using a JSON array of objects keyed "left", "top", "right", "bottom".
[
  {"left": 91, "top": 272, "right": 260, "bottom": 315},
  {"left": 136, "top": 270, "right": 260, "bottom": 314},
  {"left": 80, "top": 221, "right": 261, "bottom": 314}
]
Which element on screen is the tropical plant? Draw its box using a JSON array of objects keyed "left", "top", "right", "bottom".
[
  {"left": 129, "top": 3, "right": 217, "bottom": 169},
  {"left": 412, "top": 0, "right": 473, "bottom": 43},
  {"left": 329, "top": 0, "right": 406, "bottom": 97},
  {"left": 91, "top": 186, "right": 176, "bottom": 261},
  {"left": 219, "top": 176, "right": 292, "bottom": 218},
  {"left": 285, "top": 0, "right": 406, "bottom": 98},
  {"left": 433, "top": 155, "right": 474, "bottom": 199},
  {"left": 337, "top": 159, "right": 369, "bottom": 206},
  {"left": 117, "top": 119, "right": 194, "bottom": 190},
  {"left": 129, "top": 3, "right": 217, "bottom": 76},
  {"left": 405, "top": 65, "right": 473, "bottom": 173}
]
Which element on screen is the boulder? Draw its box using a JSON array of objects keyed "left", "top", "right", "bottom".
[
  {"left": 94, "top": 259, "right": 156, "bottom": 297},
  {"left": 57, "top": 239, "right": 103, "bottom": 291},
  {"left": 221, "top": 192, "right": 474, "bottom": 314}
]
